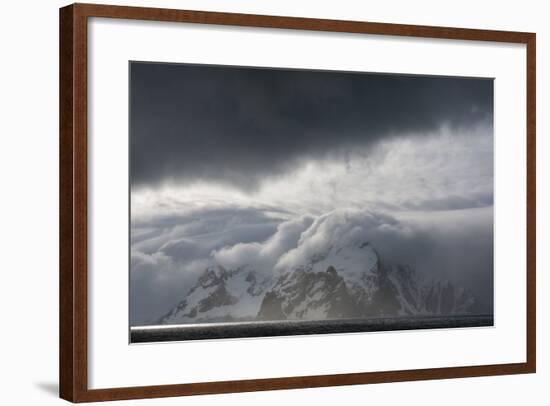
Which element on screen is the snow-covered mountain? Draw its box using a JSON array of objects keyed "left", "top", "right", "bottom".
[{"left": 158, "top": 239, "right": 478, "bottom": 325}]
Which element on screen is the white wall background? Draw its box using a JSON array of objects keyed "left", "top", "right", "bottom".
[{"left": 0, "top": 0, "right": 546, "bottom": 404}]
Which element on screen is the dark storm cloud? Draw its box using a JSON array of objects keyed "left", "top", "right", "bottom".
[{"left": 130, "top": 62, "right": 493, "bottom": 190}]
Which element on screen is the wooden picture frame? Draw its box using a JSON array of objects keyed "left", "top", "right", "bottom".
[{"left": 59, "top": 3, "right": 536, "bottom": 402}]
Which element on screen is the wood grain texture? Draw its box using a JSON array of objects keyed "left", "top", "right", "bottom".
[
  {"left": 59, "top": 4, "right": 74, "bottom": 401},
  {"left": 59, "top": 3, "right": 536, "bottom": 402}
]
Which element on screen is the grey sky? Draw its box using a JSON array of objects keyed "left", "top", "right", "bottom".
[{"left": 130, "top": 62, "right": 493, "bottom": 191}]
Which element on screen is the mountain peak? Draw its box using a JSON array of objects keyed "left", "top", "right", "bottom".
[{"left": 159, "top": 240, "right": 478, "bottom": 324}]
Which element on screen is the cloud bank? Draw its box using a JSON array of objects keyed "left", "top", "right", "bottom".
[{"left": 130, "top": 206, "right": 493, "bottom": 324}]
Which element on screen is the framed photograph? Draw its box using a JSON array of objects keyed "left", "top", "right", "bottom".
[{"left": 59, "top": 3, "right": 536, "bottom": 402}]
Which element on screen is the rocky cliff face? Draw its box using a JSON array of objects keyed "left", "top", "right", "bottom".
[{"left": 159, "top": 240, "right": 478, "bottom": 325}]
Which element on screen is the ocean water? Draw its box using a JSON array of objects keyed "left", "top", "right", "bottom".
[{"left": 130, "top": 314, "right": 493, "bottom": 343}]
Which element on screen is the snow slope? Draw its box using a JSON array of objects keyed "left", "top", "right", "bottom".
[{"left": 159, "top": 224, "right": 479, "bottom": 324}]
